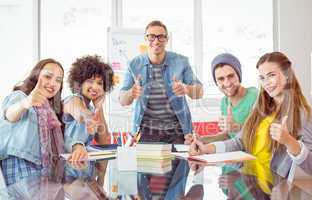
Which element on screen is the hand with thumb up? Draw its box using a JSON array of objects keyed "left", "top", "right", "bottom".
[
  {"left": 131, "top": 75, "right": 142, "bottom": 99},
  {"left": 172, "top": 76, "right": 186, "bottom": 97},
  {"left": 269, "top": 116, "right": 292, "bottom": 145},
  {"left": 23, "top": 78, "right": 47, "bottom": 109},
  {"left": 218, "top": 104, "right": 241, "bottom": 133},
  {"left": 85, "top": 109, "right": 102, "bottom": 135}
]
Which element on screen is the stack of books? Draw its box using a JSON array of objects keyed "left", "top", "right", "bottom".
[{"left": 136, "top": 143, "right": 174, "bottom": 174}]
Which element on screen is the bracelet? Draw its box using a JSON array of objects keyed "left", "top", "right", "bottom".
[{"left": 73, "top": 142, "right": 86, "bottom": 150}]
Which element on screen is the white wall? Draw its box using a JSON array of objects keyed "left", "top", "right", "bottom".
[{"left": 275, "top": 0, "right": 312, "bottom": 104}]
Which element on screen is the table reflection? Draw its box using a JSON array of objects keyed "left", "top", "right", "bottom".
[{"left": 0, "top": 157, "right": 311, "bottom": 200}]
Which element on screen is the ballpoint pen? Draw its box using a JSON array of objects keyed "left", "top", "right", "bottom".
[
  {"left": 130, "top": 131, "right": 141, "bottom": 147},
  {"left": 193, "top": 132, "right": 199, "bottom": 152},
  {"left": 125, "top": 131, "right": 141, "bottom": 147}
]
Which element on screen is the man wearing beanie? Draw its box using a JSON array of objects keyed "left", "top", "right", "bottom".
[
  {"left": 210, "top": 53, "right": 258, "bottom": 140},
  {"left": 185, "top": 53, "right": 258, "bottom": 144}
]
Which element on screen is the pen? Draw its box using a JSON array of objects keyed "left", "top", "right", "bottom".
[
  {"left": 130, "top": 132, "right": 141, "bottom": 147},
  {"left": 193, "top": 132, "right": 199, "bottom": 152}
]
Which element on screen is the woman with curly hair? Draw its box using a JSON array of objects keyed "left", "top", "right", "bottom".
[
  {"left": 0, "top": 59, "right": 64, "bottom": 185},
  {"left": 189, "top": 52, "right": 312, "bottom": 178},
  {"left": 63, "top": 55, "right": 115, "bottom": 161}
]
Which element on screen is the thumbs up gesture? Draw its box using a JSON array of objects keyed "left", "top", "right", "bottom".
[
  {"left": 218, "top": 104, "right": 241, "bottom": 133},
  {"left": 172, "top": 76, "right": 186, "bottom": 97},
  {"left": 23, "top": 78, "right": 47, "bottom": 109},
  {"left": 131, "top": 76, "right": 142, "bottom": 99},
  {"left": 85, "top": 108, "right": 102, "bottom": 135},
  {"left": 270, "top": 116, "right": 292, "bottom": 145}
]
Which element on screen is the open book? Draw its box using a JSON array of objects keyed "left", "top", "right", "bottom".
[
  {"left": 172, "top": 151, "right": 256, "bottom": 164},
  {"left": 60, "top": 151, "right": 116, "bottom": 161}
]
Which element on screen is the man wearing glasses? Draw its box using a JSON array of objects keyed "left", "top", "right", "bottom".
[{"left": 119, "top": 20, "right": 203, "bottom": 144}]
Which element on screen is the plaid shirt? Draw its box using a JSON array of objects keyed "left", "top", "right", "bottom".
[{"left": 1, "top": 156, "right": 41, "bottom": 185}]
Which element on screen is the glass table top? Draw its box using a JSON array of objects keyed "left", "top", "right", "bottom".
[{"left": 0, "top": 157, "right": 311, "bottom": 200}]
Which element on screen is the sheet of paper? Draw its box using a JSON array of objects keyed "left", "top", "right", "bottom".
[
  {"left": 172, "top": 151, "right": 255, "bottom": 163},
  {"left": 172, "top": 152, "right": 192, "bottom": 159}
]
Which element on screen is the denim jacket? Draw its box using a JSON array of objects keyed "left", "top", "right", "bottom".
[
  {"left": 0, "top": 91, "right": 41, "bottom": 165},
  {"left": 63, "top": 94, "right": 94, "bottom": 152},
  {"left": 120, "top": 51, "right": 202, "bottom": 134}
]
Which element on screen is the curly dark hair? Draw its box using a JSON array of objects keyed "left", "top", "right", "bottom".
[{"left": 68, "top": 55, "right": 115, "bottom": 94}]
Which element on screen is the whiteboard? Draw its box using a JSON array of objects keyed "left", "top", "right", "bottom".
[
  {"left": 107, "top": 27, "right": 145, "bottom": 72},
  {"left": 107, "top": 27, "right": 146, "bottom": 133}
]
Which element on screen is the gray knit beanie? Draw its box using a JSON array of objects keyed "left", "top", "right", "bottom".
[{"left": 211, "top": 53, "right": 242, "bottom": 84}]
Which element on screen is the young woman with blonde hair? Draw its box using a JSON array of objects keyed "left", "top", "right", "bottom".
[{"left": 190, "top": 52, "right": 312, "bottom": 178}]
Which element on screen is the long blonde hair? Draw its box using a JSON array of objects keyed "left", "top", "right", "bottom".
[{"left": 243, "top": 52, "right": 311, "bottom": 153}]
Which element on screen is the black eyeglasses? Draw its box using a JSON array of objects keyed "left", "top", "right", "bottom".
[{"left": 145, "top": 34, "right": 168, "bottom": 42}]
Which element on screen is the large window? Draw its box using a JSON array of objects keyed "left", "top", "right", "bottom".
[
  {"left": 0, "top": 0, "right": 36, "bottom": 101},
  {"left": 123, "top": 0, "right": 194, "bottom": 64},
  {"left": 2, "top": 0, "right": 274, "bottom": 123},
  {"left": 41, "top": 0, "right": 111, "bottom": 95},
  {"left": 202, "top": 0, "right": 273, "bottom": 96}
]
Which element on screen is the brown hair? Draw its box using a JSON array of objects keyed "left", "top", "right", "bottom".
[
  {"left": 145, "top": 20, "right": 168, "bottom": 35},
  {"left": 13, "top": 58, "right": 64, "bottom": 120},
  {"left": 242, "top": 52, "right": 311, "bottom": 152}
]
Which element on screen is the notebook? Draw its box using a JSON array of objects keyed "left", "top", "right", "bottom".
[
  {"left": 86, "top": 144, "right": 118, "bottom": 152},
  {"left": 173, "top": 151, "right": 256, "bottom": 164}
]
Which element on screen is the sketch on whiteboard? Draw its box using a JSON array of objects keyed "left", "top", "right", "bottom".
[
  {"left": 111, "top": 37, "right": 129, "bottom": 71},
  {"left": 107, "top": 28, "right": 146, "bottom": 132},
  {"left": 108, "top": 30, "right": 146, "bottom": 73}
]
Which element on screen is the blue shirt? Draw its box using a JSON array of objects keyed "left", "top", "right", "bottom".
[
  {"left": 1, "top": 155, "right": 42, "bottom": 185},
  {"left": 0, "top": 91, "right": 41, "bottom": 165},
  {"left": 120, "top": 51, "right": 202, "bottom": 134},
  {"left": 63, "top": 94, "right": 95, "bottom": 152}
]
